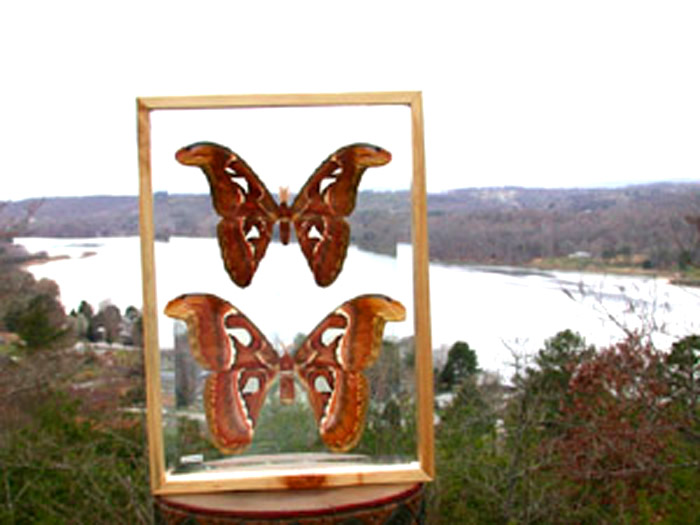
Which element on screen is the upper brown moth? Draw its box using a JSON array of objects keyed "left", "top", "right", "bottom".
[{"left": 175, "top": 142, "right": 392, "bottom": 287}]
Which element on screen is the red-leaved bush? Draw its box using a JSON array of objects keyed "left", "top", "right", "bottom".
[{"left": 551, "top": 336, "right": 674, "bottom": 508}]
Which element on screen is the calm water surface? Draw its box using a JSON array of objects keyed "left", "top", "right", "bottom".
[{"left": 17, "top": 237, "right": 700, "bottom": 375}]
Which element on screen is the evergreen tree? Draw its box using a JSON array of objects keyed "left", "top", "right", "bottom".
[
  {"left": 4, "top": 294, "right": 68, "bottom": 349},
  {"left": 439, "top": 341, "right": 478, "bottom": 391}
]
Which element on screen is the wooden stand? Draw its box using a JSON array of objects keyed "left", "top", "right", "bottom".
[{"left": 154, "top": 483, "right": 425, "bottom": 524}]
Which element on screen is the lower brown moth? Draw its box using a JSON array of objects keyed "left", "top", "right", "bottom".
[
  {"left": 175, "top": 142, "right": 392, "bottom": 288},
  {"left": 164, "top": 293, "right": 406, "bottom": 454}
]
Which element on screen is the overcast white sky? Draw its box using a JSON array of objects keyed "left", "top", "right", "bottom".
[{"left": 1, "top": 1, "right": 698, "bottom": 201}]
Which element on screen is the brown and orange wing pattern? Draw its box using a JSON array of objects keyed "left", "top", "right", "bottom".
[
  {"left": 175, "top": 143, "right": 279, "bottom": 287},
  {"left": 292, "top": 295, "right": 406, "bottom": 452},
  {"left": 175, "top": 142, "right": 391, "bottom": 288},
  {"left": 290, "top": 144, "right": 392, "bottom": 287},
  {"left": 164, "top": 294, "right": 280, "bottom": 454}
]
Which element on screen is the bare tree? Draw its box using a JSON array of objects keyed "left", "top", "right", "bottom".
[{"left": 0, "top": 200, "right": 43, "bottom": 241}]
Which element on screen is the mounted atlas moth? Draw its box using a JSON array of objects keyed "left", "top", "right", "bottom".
[
  {"left": 175, "top": 142, "right": 392, "bottom": 288},
  {"left": 164, "top": 293, "right": 406, "bottom": 454}
]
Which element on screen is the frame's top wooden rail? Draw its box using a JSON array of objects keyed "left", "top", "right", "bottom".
[{"left": 137, "top": 91, "right": 421, "bottom": 111}]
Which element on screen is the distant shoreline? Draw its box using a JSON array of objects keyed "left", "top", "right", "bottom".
[
  {"left": 21, "top": 251, "right": 97, "bottom": 268},
  {"left": 15, "top": 234, "right": 700, "bottom": 287},
  {"left": 6, "top": 183, "right": 700, "bottom": 276},
  {"left": 4, "top": 180, "right": 700, "bottom": 203}
]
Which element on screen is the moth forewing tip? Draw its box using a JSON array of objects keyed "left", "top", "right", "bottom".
[
  {"left": 354, "top": 295, "right": 406, "bottom": 322},
  {"left": 382, "top": 299, "right": 407, "bottom": 322}
]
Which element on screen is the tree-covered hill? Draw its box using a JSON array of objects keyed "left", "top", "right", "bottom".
[{"left": 3, "top": 182, "right": 699, "bottom": 270}]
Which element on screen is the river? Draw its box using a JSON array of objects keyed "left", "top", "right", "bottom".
[{"left": 16, "top": 236, "right": 700, "bottom": 376}]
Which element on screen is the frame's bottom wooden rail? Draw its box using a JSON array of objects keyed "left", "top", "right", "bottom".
[{"left": 154, "top": 483, "right": 425, "bottom": 524}]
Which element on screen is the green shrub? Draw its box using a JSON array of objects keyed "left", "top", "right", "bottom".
[{"left": 0, "top": 392, "right": 151, "bottom": 524}]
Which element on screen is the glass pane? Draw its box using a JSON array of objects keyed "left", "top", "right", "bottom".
[{"left": 148, "top": 104, "right": 419, "bottom": 478}]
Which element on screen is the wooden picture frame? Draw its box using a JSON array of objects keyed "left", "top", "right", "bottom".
[{"left": 137, "top": 92, "right": 433, "bottom": 495}]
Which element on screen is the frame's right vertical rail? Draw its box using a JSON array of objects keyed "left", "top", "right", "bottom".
[{"left": 409, "top": 92, "right": 435, "bottom": 479}]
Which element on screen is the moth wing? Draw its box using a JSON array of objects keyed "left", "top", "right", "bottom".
[
  {"left": 164, "top": 293, "right": 279, "bottom": 454},
  {"left": 293, "top": 294, "right": 406, "bottom": 452},
  {"left": 175, "top": 142, "right": 279, "bottom": 287},
  {"left": 291, "top": 144, "right": 391, "bottom": 287},
  {"left": 294, "top": 216, "right": 350, "bottom": 287}
]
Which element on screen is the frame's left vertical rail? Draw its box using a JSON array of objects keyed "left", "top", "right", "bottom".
[{"left": 137, "top": 99, "right": 165, "bottom": 492}]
